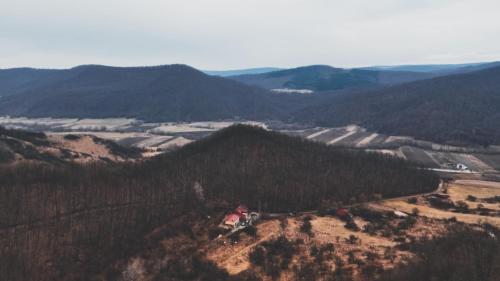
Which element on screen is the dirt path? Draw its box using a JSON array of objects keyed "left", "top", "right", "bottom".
[{"left": 207, "top": 220, "right": 281, "bottom": 274}]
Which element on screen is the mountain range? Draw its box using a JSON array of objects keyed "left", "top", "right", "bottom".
[{"left": 1, "top": 62, "right": 500, "bottom": 145}]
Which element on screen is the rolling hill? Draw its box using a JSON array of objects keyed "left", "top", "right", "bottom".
[
  {"left": 230, "top": 65, "right": 436, "bottom": 92},
  {"left": 0, "top": 64, "right": 301, "bottom": 121},
  {"left": 296, "top": 65, "right": 500, "bottom": 146},
  {"left": 0, "top": 125, "right": 438, "bottom": 281}
]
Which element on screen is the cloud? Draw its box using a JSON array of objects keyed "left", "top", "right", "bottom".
[{"left": 1, "top": 0, "right": 499, "bottom": 69}]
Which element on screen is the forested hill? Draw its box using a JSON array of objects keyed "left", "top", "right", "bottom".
[
  {"left": 230, "top": 65, "right": 435, "bottom": 92},
  {"left": 0, "top": 125, "right": 438, "bottom": 281},
  {"left": 150, "top": 125, "right": 439, "bottom": 211},
  {"left": 0, "top": 64, "right": 300, "bottom": 121},
  {"left": 296, "top": 65, "right": 500, "bottom": 146}
]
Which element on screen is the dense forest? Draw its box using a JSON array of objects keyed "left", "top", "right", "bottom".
[
  {"left": 296, "top": 65, "right": 500, "bottom": 146},
  {"left": 0, "top": 125, "right": 438, "bottom": 281}
]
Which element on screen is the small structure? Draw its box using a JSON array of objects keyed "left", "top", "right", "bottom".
[
  {"left": 223, "top": 213, "right": 241, "bottom": 228},
  {"left": 335, "top": 208, "right": 351, "bottom": 221},
  {"left": 393, "top": 210, "right": 409, "bottom": 218},
  {"left": 220, "top": 205, "right": 259, "bottom": 231}
]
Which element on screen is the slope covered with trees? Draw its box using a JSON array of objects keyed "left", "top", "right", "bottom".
[
  {"left": 296, "top": 65, "right": 500, "bottom": 146},
  {"left": 0, "top": 125, "right": 438, "bottom": 281},
  {"left": 0, "top": 65, "right": 302, "bottom": 121},
  {"left": 230, "top": 65, "right": 435, "bottom": 92},
  {"left": 378, "top": 225, "right": 500, "bottom": 281}
]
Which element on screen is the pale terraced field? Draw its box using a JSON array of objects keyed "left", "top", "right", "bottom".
[
  {"left": 157, "top": 137, "right": 192, "bottom": 149},
  {"left": 357, "top": 133, "right": 379, "bottom": 147},
  {"left": 3, "top": 117, "right": 500, "bottom": 172}
]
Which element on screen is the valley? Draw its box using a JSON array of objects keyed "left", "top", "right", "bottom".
[{"left": 2, "top": 116, "right": 499, "bottom": 176}]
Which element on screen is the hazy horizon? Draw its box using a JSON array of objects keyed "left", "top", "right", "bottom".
[
  {"left": 2, "top": 0, "right": 500, "bottom": 70},
  {"left": 1, "top": 61, "right": 498, "bottom": 72}
]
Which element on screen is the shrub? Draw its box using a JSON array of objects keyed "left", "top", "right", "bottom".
[
  {"left": 361, "top": 261, "right": 383, "bottom": 277},
  {"left": 230, "top": 232, "right": 241, "bottom": 243},
  {"left": 296, "top": 261, "right": 316, "bottom": 281},
  {"left": 300, "top": 220, "right": 313, "bottom": 236},
  {"left": 363, "top": 223, "right": 377, "bottom": 235},
  {"left": 249, "top": 246, "right": 265, "bottom": 266},
  {"left": 244, "top": 226, "right": 257, "bottom": 237},
  {"left": 310, "top": 245, "right": 319, "bottom": 257},
  {"left": 428, "top": 197, "right": 455, "bottom": 210},
  {"left": 365, "top": 251, "right": 380, "bottom": 261},
  {"left": 63, "top": 134, "right": 81, "bottom": 140},
  {"left": 345, "top": 220, "right": 360, "bottom": 231},
  {"left": 348, "top": 235, "right": 359, "bottom": 244},
  {"left": 208, "top": 227, "right": 223, "bottom": 240},
  {"left": 455, "top": 201, "right": 469, "bottom": 213},
  {"left": 249, "top": 236, "right": 298, "bottom": 279},
  {"left": 466, "top": 195, "right": 477, "bottom": 202},
  {"left": 398, "top": 216, "right": 417, "bottom": 230},
  {"left": 483, "top": 196, "right": 500, "bottom": 203}
]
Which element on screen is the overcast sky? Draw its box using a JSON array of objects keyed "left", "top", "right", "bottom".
[{"left": 1, "top": 0, "right": 500, "bottom": 70}]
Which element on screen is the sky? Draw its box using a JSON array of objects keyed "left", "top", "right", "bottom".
[{"left": 1, "top": 0, "right": 500, "bottom": 70}]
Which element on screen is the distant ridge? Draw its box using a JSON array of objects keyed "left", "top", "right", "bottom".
[
  {"left": 230, "top": 64, "right": 436, "bottom": 92},
  {"left": 362, "top": 61, "right": 500, "bottom": 74},
  {"left": 203, "top": 67, "right": 282, "bottom": 77}
]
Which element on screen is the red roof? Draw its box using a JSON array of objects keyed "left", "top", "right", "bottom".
[
  {"left": 225, "top": 213, "right": 240, "bottom": 223},
  {"left": 336, "top": 208, "right": 349, "bottom": 217}
]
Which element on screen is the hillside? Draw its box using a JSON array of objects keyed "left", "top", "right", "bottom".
[
  {"left": 230, "top": 65, "right": 435, "bottom": 92},
  {"left": 296, "top": 66, "right": 500, "bottom": 146},
  {"left": 0, "top": 68, "right": 71, "bottom": 97},
  {"left": 0, "top": 65, "right": 299, "bottom": 121},
  {"left": 0, "top": 125, "right": 438, "bottom": 281},
  {"left": 0, "top": 127, "right": 141, "bottom": 164}
]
